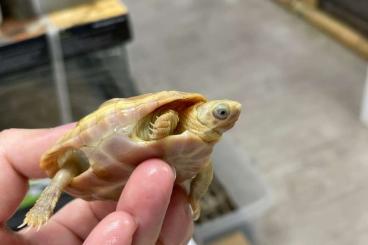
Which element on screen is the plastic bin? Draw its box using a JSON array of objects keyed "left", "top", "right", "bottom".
[
  {"left": 0, "top": 0, "right": 135, "bottom": 129},
  {"left": 194, "top": 136, "right": 272, "bottom": 244}
]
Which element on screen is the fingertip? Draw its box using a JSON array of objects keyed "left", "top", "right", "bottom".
[
  {"left": 117, "top": 158, "right": 176, "bottom": 212},
  {"left": 112, "top": 211, "right": 137, "bottom": 231},
  {"left": 107, "top": 211, "right": 137, "bottom": 229},
  {"left": 84, "top": 211, "right": 137, "bottom": 245},
  {"left": 0, "top": 123, "right": 77, "bottom": 179},
  {"left": 139, "top": 158, "right": 176, "bottom": 182},
  {"left": 118, "top": 158, "right": 176, "bottom": 209}
]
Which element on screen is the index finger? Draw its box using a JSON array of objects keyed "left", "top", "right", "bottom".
[
  {"left": 0, "top": 124, "right": 74, "bottom": 223},
  {"left": 0, "top": 124, "right": 74, "bottom": 178}
]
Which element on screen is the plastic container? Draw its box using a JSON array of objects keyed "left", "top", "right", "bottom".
[
  {"left": 194, "top": 136, "right": 272, "bottom": 244},
  {"left": 188, "top": 239, "right": 198, "bottom": 245},
  {"left": 0, "top": 0, "right": 134, "bottom": 129}
]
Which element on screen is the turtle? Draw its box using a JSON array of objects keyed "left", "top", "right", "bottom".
[{"left": 21, "top": 91, "right": 241, "bottom": 229}]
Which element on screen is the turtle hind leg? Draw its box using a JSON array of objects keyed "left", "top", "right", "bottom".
[
  {"left": 21, "top": 182, "right": 63, "bottom": 229},
  {"left": 21, "top": 149, "right": 89, "bottom": 229}
]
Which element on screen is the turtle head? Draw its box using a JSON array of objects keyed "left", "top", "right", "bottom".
[{"left": 188, "top": 100, "right": 241, "bottom": 142}]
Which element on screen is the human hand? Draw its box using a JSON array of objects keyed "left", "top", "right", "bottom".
[{"left": 0, "top": 125, "right": 193, "bottom": 245}]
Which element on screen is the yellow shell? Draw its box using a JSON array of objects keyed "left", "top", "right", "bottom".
[{"left": 40, "top": 91, "right": 211, "bottom": 200}]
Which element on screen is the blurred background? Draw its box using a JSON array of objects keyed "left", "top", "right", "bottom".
[{"left": 1, "top": 0, "right": 368, "bottom": 244}]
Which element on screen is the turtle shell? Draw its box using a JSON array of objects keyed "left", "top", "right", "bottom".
[{"left": 40, "top": 91, "right": 212, "bottom": 200}]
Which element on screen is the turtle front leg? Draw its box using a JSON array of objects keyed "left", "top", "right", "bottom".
[
  {"left": 148, "top": 109, "right": 179, "bottom": 140},
  {"left": 21, "top": 149, "right": 89, "bottom": 229},
  {"left": 189, "top": 160, "right": 213, "bottom": 220}
]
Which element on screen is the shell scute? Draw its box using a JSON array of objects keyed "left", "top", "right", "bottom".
[{"left": 41, "top": 91, "right": 206, "bottom": 184}]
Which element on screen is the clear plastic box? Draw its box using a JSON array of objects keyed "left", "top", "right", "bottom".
[{"left": 194, "top": 136, "right": 272, "bottom": 244}]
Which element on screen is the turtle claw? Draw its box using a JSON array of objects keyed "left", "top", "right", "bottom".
[
  {"left": 190, "top": 200, "right": 201, "bottom": 221},
  {"left": 22, "top": 204, "right": 52, "bottom": 229},
  {"left": 17, "top": 221, "right": 27, "bottom": 229}
]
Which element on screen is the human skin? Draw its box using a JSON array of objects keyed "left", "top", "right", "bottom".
[{"left": 0, "top": 125, "right": 193, "bottom": 245}]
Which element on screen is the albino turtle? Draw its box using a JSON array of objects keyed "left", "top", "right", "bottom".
[{"left": 22, "top": 91, "right": 241, "bottom": 228}]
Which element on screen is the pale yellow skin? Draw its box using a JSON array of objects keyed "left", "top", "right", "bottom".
[{"left": 22, "top": 91, "right": 241, "bottom": 229}]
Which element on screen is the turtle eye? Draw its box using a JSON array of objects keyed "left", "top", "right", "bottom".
[{"left": 213, "top": 104, "right": 230, "bottom": 120}]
